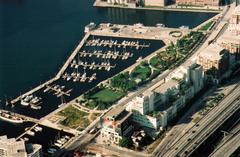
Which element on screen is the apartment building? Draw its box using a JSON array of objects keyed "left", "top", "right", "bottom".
[
  {"left": 100, "top": 106, "right": 134, "bottom": 144},
  {"left": 218, "top": 5, "right": 240, "bottom": 61},
  {"left": 126, "top": 62, "right": 204, "bottom": 135},
  {"left": 197, "top": 44, "right": 229, "bottom": 83}
]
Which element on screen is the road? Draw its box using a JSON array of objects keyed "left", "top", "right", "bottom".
[
  {"left": 209, "top": 119, "right": 240, "bottom": 157},
  {"left": 160, "top": 83, "right": 240, "bottom": 157}
]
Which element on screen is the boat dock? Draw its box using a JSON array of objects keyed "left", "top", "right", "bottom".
[
  {"left": 72, "top": 60, "right": 116, "bottom": 71},
  {"left": 85, "top": 38, "right": 150, "bottom": 49},
  {"left": 79, "top": 50, "right": 133, "bottom": 60},
  {"left": 16, "top": 123, "right": 39, "bottom": 141},
  {"left": 44, "top": 84, "right": 72, "bottom": 97}
]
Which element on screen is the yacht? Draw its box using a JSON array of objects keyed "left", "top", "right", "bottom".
[
  {"left": 30, "top": 104, "right": 42, "bottom": 110},
  {"left": 0, "top": 110, "right": 24, "bottom": 124},
  {"left": 26, "top": 130, "right": 35, "bottom": 136}
]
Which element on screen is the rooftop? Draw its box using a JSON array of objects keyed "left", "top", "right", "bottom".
[
  {"left": 233, "top": 5, "right": 240, "bottom": 15},
  {"left": 154, "top": 79, "right": 179, "bottom": 94},
  {"left": 218, "top": 30, "right": 240, "bottom": 44},
  {"left": 199, "top": 43, "right": 225, "bottom": 60}
]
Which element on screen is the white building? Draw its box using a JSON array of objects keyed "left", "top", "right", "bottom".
[
  {"left": 0, "top": 136, "right": 27, "bottom": 157},
  {"left": 126, "top": 62, "right": 204, "bottom": 134}
]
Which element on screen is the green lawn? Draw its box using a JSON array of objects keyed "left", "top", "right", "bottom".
[
  {"left": 150, "top": 56, "right": 159, "bottom": 67},
  {"left": 59, "top": 106, "right": 89, "bottom": 129},
  {"left": 90, "top": 88, "right": 125, "bottom": 103},
  {"left": 131, "top": 62, "right": 152, "bottom": 80},
  {"left": 200, "top": 21, "right": 214, "bottom": 31}
]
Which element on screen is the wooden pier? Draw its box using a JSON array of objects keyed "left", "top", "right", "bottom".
[
  {"left": 45, "top": 85, "right": 71, "bottom": 97},
  {"left": 79, "top": 50, "right": 133, "bottom": 60},
  {"left": 16, "top": 123, "right": 39, "bottom": 141}
]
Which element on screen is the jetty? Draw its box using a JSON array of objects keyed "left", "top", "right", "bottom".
[
  {"left": 45, "top": 85, "right": 72, "bottom": 97},
  {"left": 85, "top": 38, "right": 150, "bottom": 49},
  {"left": 79, "top": 50, "right": 133, "bottom": 60}
]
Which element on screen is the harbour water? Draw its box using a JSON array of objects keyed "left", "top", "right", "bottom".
[
  {"left": 0, "top": 0, "right": 217, "bottom": 154},
  {"left": 5, "top": 36, "right": 165, "bottom": 119},
  {"left": 0, "top": 0, "right": 217, "bottom": 103}
]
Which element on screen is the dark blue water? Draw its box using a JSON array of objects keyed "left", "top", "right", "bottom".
[
  {"left": 0, "top": 0, "right": 217, "bottom": 103},
  {"left": 2, "top": 36, "right": 164, "bottom": 119}
]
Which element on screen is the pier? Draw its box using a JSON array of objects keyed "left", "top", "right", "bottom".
[
  {"left": 72, "top": 60, "right": 116, "bottom": 71},
  {"left": 16, "top": 123, "right": 39, "bottom": 141},
  {"left": 85, "top": 38, "right": 150, "bottom": 49},
  {"left": 45, "top": 85, "right": 72, "bottom": 97},
  {"left": 10, "top": 34, "right": 90, "bottom": 106},
  {"left": 79, "top": 50, "right": 133, "bottom": 60}
]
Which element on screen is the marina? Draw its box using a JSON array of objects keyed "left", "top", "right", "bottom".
[{"left": 3, "top": 33, "right": 165, "bottom": 119}]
